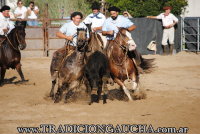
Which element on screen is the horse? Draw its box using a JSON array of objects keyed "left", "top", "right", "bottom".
[
  {"left": 106, "top": 28, "right": 153, "bottom": 101},
  {"left": 52, "top": 28, "right": 88, "bottom": 103},
  {"left": 0, "top": 26, "right": 27, "bottom": 86}
]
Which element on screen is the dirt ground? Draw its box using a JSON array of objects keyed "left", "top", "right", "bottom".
[{"left": 0, "top": 51, "right": 200, "bottom": 134}]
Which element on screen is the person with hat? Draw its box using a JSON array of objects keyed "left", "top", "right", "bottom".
[
  {"left": 83, "top": 2, "right": 106, "bottom": 48},
  {"left": 147, "top": 6, "right": 178, "bottom": 55},
  {"left": 102, "top": 6, "right": 142, "bottom": 66},
  {"left": 51, "top": 12, "right": 89, "bottom": 73},
  {"left": 0, "top": 5, "right": 15, "bottom": 44},
  {"left": 0, "top": 5, "right": 15, "bottom": 36}
]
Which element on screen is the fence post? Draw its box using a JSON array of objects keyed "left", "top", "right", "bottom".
[{"left": 43, "top": 3, "right": 49, "bottom": 57}]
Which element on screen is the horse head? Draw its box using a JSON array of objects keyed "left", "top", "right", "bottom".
[
  {"left": 116, "top": 28, "right": 130, "bottom": 51},
  {"left": 14, "top": 25, "right": 27, "bottom": 50},
  {"left": 84, "top": 23, "right": 92, "bottom": 34},
  {"left": 76, "top": 28, "right": 88, "bottom": 52}
]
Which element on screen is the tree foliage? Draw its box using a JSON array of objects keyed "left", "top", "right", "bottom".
[
  {"left": 105, "top": 0, "right": 188, "bottom": 17},
  {"left": 22, "top": 0, "right": 91, "bottom": 18}
]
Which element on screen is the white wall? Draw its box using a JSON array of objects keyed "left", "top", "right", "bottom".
[{"left": 182, "top": 0, "right": 200, "bottom": 17}]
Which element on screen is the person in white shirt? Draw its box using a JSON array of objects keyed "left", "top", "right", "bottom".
[
  {"left": 0, "top": 5, "right": 15, "bottom": 37},
  {"left": 27, "top": 1, "right": 39, "bottom": 26},
  {"left": 147, "top": 6, "right": 178, "bottom": 55},
  {"left": 51, "top": 12, "right": 89, "bottom": 71},
  {"left": 14, "top": 0, "right": 27, "bottom": 27},
  {"left": 83, "top": 2, "right": 107, "bottom": 48}
]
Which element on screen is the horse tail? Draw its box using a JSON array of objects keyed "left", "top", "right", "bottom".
[{"left": 139, "top": 55, "right": 155, "bottom": 73}]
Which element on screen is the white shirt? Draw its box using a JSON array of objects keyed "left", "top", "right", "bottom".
[
  {"left": 102, "top": 15, "right": 134, "bottom": 40},
  {"left": 156, "top": 13, "right": 178, "bottom": 27},
  {"left": 0, "top": 12, "right": 15, "bottom": 35},
  {"left": 14, "top": 6, "right": 27, "bottom": 19},
  {"left": 27, "top": 6, "right": 39, "bottom": 19},
  {"left": 83, "top": 12, "right": 106, "bottom": 32},
  {"left": 59, "top": 21, "right": 89, "bottom": 46}
]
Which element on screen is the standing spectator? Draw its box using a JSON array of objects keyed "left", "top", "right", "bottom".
[
  {"left": 147, "top": 6, "right": 178, "bottom": 55},
  {"left": 27, "top": 1, "right": 39, "bottom": 26},
  {"left": 14, "top": 0, "right": 27, "bottom": 27},
  {"left": 123, "top": 11, "right": 133, "bottom": 19}
]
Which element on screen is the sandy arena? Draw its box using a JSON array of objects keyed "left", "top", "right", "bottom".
[{"left": 0, "top": 51, "right": 200, "bottom": 134}]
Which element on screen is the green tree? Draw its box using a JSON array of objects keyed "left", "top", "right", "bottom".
[
  {"left": 105, "top": 0, "right": 188, "bottom": 17},
  {"left": 22, "top": 0, "right": 91, "bottom": 18}
]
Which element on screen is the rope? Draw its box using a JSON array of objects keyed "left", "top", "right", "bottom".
[{"left": 6, "top": 36, "right": 19, "bottom": 51}]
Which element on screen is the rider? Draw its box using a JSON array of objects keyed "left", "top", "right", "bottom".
[
  {"left": 102, "top": 6, "right": 141, "bottom": 66},
  {"left": 51, "top": 12, "right": 88, "bottom": 71},
  {"left": 83, "top": 2, "right": 107, "bottom": 48},
  {"left": 0, "top": 5, "right": 15, "bottom": 42}
]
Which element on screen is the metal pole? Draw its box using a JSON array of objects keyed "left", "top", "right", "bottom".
[
  {"left": 181, "top": 17, "right": 183, "bottom": 51},
  {"left": 197, "top": 18, "right": 199, "bottom": 51}
]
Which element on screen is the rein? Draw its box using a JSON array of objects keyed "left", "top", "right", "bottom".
[{"left": 6, "top": 35, "right": 19, "bottom": 51}]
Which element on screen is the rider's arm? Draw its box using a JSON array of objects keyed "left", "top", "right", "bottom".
[
  {"left": 146, "top": 16, "right": 157, "bottom": 19},
  {"left": 127, "top": 25, "right": 136, "bottom": 32},
  {"left": 56, "top": 32, "right": 73, "bottom": 41}
]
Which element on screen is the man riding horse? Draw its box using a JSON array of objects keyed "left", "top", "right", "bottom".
[
  {"left": 50, "top": 12, "right": 89, "bottom": 90},
  {"left": 0, "top": 5, "right": 15, "bottom": 43},
  {"left": 83, "top": 2, "right": 107, "bottom": 48},
  {"left": 102, "top": 6, "right": 142, "bottom": 67}
]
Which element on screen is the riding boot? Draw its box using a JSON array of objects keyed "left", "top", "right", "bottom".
[
  {"left": 169, "top": 44, "right": 174, "bottom": 55},
  {"left": 162, "top": 45, "right": 167, "bottom": 55}
]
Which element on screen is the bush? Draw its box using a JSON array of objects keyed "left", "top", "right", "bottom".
[{"left": 105, "top": 0, "right": 188, "bottom": 17}]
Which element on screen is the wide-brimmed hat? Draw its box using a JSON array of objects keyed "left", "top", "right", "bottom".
[
  {"left": 108, "top": 6, "right": 121, "bottom": 12},
  {"left": 0, "top": 5, "right": 10, "bottom": 12}
]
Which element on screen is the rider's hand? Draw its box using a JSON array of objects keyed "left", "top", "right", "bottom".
[
  {"left": 3, "top": 29, "right": 9, "bottom": 34},
  {"left": 66, "top": 36, "right": 73, "bottom": 41},
  {"left": 92, "top": 27, "right": 97, "bottom": 32}
]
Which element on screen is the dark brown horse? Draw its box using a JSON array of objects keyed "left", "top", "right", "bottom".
[
  {"left": 53, "top": 28, "right": 88, "bottom": 103},
  {"left": 106, "top": 28, "right": 149, "bottom": 101},
  {"left": 0, "top": 26, "right": 27, "bottom": 86}
]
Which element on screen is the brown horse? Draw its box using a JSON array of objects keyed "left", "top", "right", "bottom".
[
  {"left": 53, "top": 28, "right": 88, "bottom": 103},
  {"left": 0, "top": 26, "right": 27, "bottom": 86},
  {"left": 106, "top": 28, "right": 146, "bottom": 101}
]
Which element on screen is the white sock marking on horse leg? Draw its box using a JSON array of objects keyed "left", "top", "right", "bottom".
[
  {"left": 132, "top": 81, "right": 138, "bottom": 90},
  {"left": 122, "top": 85, "right": 133, "bottom": 101}
]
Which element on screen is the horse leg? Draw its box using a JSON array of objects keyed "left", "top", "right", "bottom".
[
  {"left": 16, "top": 63, "right": 26, "bottom": 81},
  {"left": 50, "top": 79, "right": 56, "bottom": 99},
  {"left": 130, "top": 73, "right": 146, "bottom": 100},
  {"left": 85, "top": 79, "right": 93, "bottom": 105},
  {"left": 64, "top": 81, "right": 78, "bottom": 103},
  {"left": 114, "top": 78, "right": 133, "bottom": 101},
  {"left": 0, "top": 67, "right": 6, "bottom": 86},
  {"left": 102, "top": 76, "right": 109, "bottom": 104},
  {"left": 54, "top": 79, "right": 65, "bottom": 103}
]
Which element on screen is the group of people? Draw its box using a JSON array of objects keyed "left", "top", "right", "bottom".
[
  {"left": 1, "top": 0, "right": 39, "bottom": 29},
  {"left": 0, "top": 1, "right": 178, "bottom": 56},
  {"left": 14, "top": 0, "right": 39, "bottom": 27}
]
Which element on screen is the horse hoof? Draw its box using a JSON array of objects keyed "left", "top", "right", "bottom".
[
  {"left": 22, "top": 79, "right": 29, "bottom": 82},
  {"left": 54, "top": 100, "right": 59, "bottom": 103}
]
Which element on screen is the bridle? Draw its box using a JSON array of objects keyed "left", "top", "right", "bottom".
[{"left": 5, "top": 30, "right": 25, "bottom": 51}]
